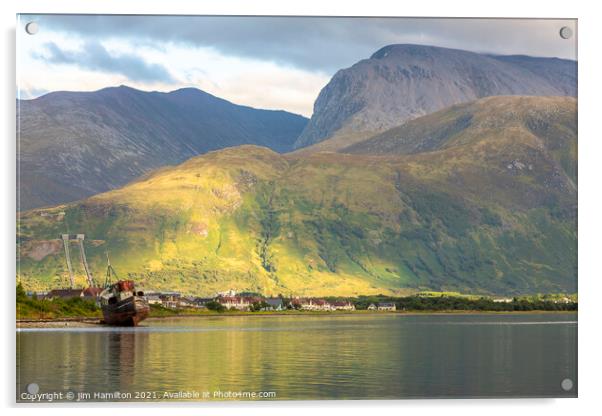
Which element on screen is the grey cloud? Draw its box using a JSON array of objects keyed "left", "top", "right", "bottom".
[
  {"left": 24, "top": 15, "right": 577, "bottom": 74},
  {"left": 35, "top": 39, "right": 175, "bottom": 83}
]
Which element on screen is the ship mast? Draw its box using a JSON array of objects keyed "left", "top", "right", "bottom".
[{"left": 104, "top": 252, "right": 119, "bottom": 288}]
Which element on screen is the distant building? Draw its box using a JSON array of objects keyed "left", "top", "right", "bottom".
[
  {"left": 377, "top": 302, "right": 396, "bottom": 311},
  {"left": 217, "top": 296, "right": 262, "bottom": 311},
  {"left": 367, "top": 303, "right": 377, "bottom": 311},
  {"left": 145, "top": 293, "right": 210, "bottom": 309},
  {"left": 216, "top": 289, "right": 237, "bottom": 297},
  {"left": 175, "top": 296, "right": 211, "bottom": 309},
  {"left": 39, "top": 288, "right": 102, "bottom": 300},
  {"left": 44, "top": 289, "right": 87, "bottom": 300},
  {"left": 178, "top": 296, "right": 198, "bottom": 308},
  {"left": 265, "top": 297, "right": 284, "bottom": 311},
  {"left": 146, "top": 294, "right": 162, "bottom": 305},
  {"left": 159, "top": 292, "right": 181, "bottom": 309},
  {"left": 331, "top": 301, "right": 356, "bottom": 311},
  {"left": 493, "top": 298, "right": 513, "bottom": 303},
  {"left": 193, "top": 297, "right": 214, "bottom": 308},
  {"left": 292, "top": 298, "right": 332, "bottom": 311}
]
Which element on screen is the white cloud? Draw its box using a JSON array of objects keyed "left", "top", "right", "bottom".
[{"left": 17, "top": 23, "right": 328, "bottom": 116}]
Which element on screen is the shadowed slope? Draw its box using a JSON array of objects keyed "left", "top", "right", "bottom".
[{"left": 18, "top": 86, "right": 307, "bottom": 210}]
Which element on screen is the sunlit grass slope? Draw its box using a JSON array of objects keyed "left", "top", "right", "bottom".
[{"left": 17, "top": 96, "right": 577, "bottom": 296}]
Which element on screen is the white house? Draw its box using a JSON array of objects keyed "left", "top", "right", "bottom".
[
  {"left": 331, "top": 301, "right": 356, "bottom": 311},
  {"left": 292, "top": 298, "right": 333, "bottom": 311},
  {"left": 217, "top": 296, "right": 263, "bottom": 311}
]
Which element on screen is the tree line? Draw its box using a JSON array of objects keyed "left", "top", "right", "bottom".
[{"left": 353, "top": 295, "right": 577, "bottom": 311}]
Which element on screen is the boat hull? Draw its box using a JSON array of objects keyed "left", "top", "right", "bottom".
[{"left": 101, "top": 296, "right": 150, "bottom": 326}]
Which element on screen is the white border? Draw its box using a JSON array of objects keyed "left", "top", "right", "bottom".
[{"left": 3, "top": 1, "right": 601, "bottom": 415}]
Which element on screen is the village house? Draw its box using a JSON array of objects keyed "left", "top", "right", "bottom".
[
  {"left": 159, "top": 292, "right": 181, "bottom": 309},
  {"left": 377, "top": 302, "right": 397, "bottom": 311},
  {"left": 367, "top": 303, "right": 377, "bottom": 311},
  {"left": 292, "top": 298, "right": 333, "bottom": 311},
  {"left": 178, "top": 296, "right": 198, "bottom": 308},
  {"left": 193, "top": 297, "right": 214, "bottom": 308},
  {"left": 330, "top": 301, "right": 356, "bottom": 311},
  {"left": 145, "top": 292, "right": 212, "bottom": 309},
  {"left": 265, "top": 297, "right": 284, "bottom": 311},
  {"left": 145, "top": 294, "right": 162, "bottom": 305},
  {"left": 175, "top": 296, "right": 212, "bottom": 309},
  {"left": 217, "top": 296, "right": 262, "bottom": 311},
  {"left": 35, "top": 287, "right": 102, "bottom": 301}
]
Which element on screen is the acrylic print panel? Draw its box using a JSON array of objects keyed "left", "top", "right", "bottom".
[{"left": 16, "top": 15, "right": 577, "bottom": 402}]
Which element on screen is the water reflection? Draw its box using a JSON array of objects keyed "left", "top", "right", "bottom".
[{"left": 17, "top": 314, "right": 577, "bottom": 401}]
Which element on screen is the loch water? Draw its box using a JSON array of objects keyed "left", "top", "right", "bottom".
[{"left": 17, "top": 313, "right": 577, "bottom": 401}]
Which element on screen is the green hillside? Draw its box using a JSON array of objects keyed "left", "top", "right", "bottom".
[{"left": 17, "top": 96, "right": 577, "bottom": 296}]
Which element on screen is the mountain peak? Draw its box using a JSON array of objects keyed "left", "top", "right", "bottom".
[
  {"left": 168, "top": 86, "right": 210, "bottom": 96},
  {"left": 294, "top": 45, "right": 576, "bottom": 149},
  {"left": 370, "top": 44, "right": 451, "bottom": 59},
  {"left": 102, "top": 84, "right": 143, "bottom": 94}
]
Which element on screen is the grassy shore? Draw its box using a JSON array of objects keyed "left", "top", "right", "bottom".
[
  {"left": 17, "top": 307, "right": 577, "bottom": 328},
  {"left": 16, "top": 301, "right": 578, "bottom": 322},
  {"left": 16, "top": 284, "right": 577, "bottom": 325},
  {"left": 17, "top": 296, "right": 101, "bottom": 320},
  {"left": 17, "top": 299, "right": 578, "bottom": 321}
]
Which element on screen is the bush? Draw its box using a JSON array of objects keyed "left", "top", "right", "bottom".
[
  {"left": 480, "top": 207, "right": 502, "bottom": 227},
  {"left": 205, "top": 300, "right": 226, "bottom": 312},
  {"left": 250, "top": 301, "right": 271, "bottom": 312}
]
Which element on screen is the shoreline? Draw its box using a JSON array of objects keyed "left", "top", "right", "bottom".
[{"left": 16, "top": 309, "right": 577, "bottom": 328}]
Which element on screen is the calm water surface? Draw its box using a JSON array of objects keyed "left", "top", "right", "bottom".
[{"left": 17, "top": 313, "right": 577, "bottom": 401}]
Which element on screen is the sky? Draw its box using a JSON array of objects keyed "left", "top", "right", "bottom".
[{"left": 16, "top": 15, "right": 577, "bottom": 117}]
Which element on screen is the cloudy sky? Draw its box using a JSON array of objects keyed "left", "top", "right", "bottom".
[{"left": 16, "top": 15, "right": 577, "bottom": 116}]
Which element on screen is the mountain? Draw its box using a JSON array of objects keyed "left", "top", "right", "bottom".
[
  {"left": 294, "top": 44, "right": 576, "bottom": 149},
  {"left": 17, "top": 96, "right": 577, "bottom": 296},
  {"left": 17, "top": 86, "right": 308, "bottom": 211}
]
